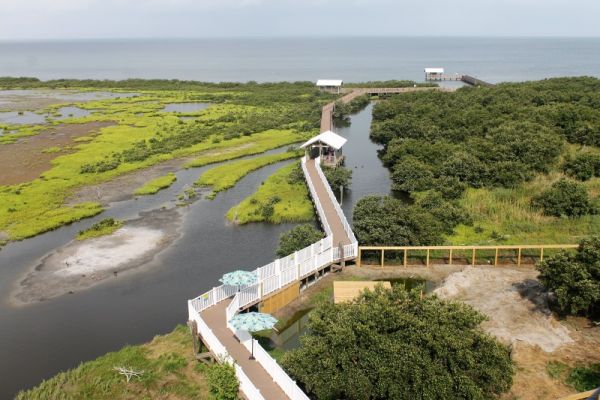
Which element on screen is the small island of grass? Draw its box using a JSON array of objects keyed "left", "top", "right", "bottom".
[
  {"left": 77, "top": 217, "right": 123, "bottom": 240},
  {"left": 134, "top": 173, "right": 177, "bottom": 195}
]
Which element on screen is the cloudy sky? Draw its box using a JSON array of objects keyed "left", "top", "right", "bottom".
[{"left": 0, "top": 0, "right": 598, "bottom": 40}]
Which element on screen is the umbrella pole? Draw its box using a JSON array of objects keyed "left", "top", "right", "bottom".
[{"left": 250, "top": 338, "right": 255, "bottom": 360}]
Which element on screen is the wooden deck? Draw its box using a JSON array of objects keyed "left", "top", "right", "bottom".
[
  {"left": 201, "top": 300, "right": 288, "bottom": 400},
  {"left": 333, "top": 281, "right": 391, "bottom": 303}
]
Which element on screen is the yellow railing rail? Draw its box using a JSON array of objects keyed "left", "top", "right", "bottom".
[
  {"left": 558, "top": 389, "right": 598, "bottom": 400},
  {"left": 357, "top": 244, "right": 579, "bottom": 268}
]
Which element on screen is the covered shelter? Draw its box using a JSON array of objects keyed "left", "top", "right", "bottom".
[
  {"left": 316, "top": 79, "right": 343, "bottom": 94},
  {"left": 300, "top": 130, "right": 347, "bottom": 167},
  {"left": 425, "top": 67, "right": 445, "bottom": 80}
]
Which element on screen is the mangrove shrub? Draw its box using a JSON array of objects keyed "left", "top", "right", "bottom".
[{"left": 282, "top": 286, "right": 514, "bottom": 400}]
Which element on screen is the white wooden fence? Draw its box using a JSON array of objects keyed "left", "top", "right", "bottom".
[{"left": 188, "top": 154, "right": 358, "bottom": 400}]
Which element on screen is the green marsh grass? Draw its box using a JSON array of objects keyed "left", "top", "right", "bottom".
[
  {"left": 227, "top": 162, "right": 314, "bottom": 224},
  {"left": 195, "top": 151, "right": 301, "bottom": 196},
  {"left": 134, "top": 173, "right": 177, "bottom": 195}
]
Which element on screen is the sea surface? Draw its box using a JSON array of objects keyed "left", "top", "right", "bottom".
[{"left": 1, "top": 37, "right": 600, "bottom": 83}]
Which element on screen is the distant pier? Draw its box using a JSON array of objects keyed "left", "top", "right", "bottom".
[{"left": 425, "top": 67, "right": 494, "bottom": 87}]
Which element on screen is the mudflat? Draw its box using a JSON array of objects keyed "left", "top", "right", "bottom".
[{"left": 0, "top": 121, "right": 114, "bottom": 185}]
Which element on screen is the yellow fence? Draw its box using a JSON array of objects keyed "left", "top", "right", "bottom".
[
  {"left": 558, "top": 389, "right": 598, "bottom": 400},
  {"left": 357, "top": 244, "right": 579, "bottom": 268}
]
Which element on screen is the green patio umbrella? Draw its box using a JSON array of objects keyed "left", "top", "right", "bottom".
[
  {"left": 219, "top": 270, "right": 258, "bottom": 287},
  {"left": 229, "top": 312, "right": 278, "bottom": 359}
]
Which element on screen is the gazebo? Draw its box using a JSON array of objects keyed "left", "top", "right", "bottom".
[
  {"left": 316, "top": 79, "right": 343, "bottom": 94},
  {"left": 300, "top": 130, "right": 347, "bottom": 167}
]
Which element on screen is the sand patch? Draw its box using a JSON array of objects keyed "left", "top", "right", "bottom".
[
  {"left": 12, "top": 207, "right": 182, "bottom": 305},
  {"left": 435, "top": 266, "right": 573, "bottom": 352},
  {"left": 0, "top": 121, "right": 114, "bottom": 185},
  {"left": 57, "top": 227, "right": 164, "bottom": 276}
]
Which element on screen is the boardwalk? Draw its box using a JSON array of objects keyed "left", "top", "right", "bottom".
[{"left": 201, "top": 300, "right": 288, "bottom": 400}]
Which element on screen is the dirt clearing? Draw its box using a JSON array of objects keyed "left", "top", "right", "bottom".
[{"left": 0, "top": 121, "right": 114, "bottom": 185}]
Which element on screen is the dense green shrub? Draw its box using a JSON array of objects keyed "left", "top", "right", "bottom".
[
  {"left": 204, "top": 362, "right": 239, "bottom": 400},
  {"left": 537, "top": 237, "right": 600, "bottom": 316},
  {"left": 563, "top": 153, "right": 600, "bottom": 181},
  {"left": 276, "top": 224, "right": 325, "bottom": 257},
  {"left": 370, "top": 78, "right": 600, "bottom": 199},
  {"left": 532, "top": 179, "right": 595, "bottom": 217},
  {"left": 352, "top": 195, "right": 469, "bottom": 246},
  {"left": 322, "top": 165, "right": 352, "bottom": 190},
  {"left": 282, "top": 286, "right": 514, "bottom": 400}
]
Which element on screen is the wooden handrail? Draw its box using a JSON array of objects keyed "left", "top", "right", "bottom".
[
  {"left": 357, "top": 244, "right": 579, "bottom": 268},
  {"left": 558, "top": 389, "right": 598, "bottom": 400}
]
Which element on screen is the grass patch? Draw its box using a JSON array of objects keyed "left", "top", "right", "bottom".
[
  {"left": 134, "top": 172, "right": 177, "bottom": 195},
  {"left": 16, "top": 325, "right": 210, "bottom": 400},
  {"left": 447, "top": 172, "right": 600, "bottom": 245},
  {"left": 184, "top": 129, "right": 305, "bottom": 169},
  {"left": 41, "top": 146, "right": 62, "bottom": 154},
  {"left": 567, "top": 364, "right": 600, "bottom": 392},
  {"left": 226, "top": 161, "right": 314, "bottom": 224},
  {"left": 547, "top": 361, "right": 600, "bottom": 392},
  {"left": 77, "top": 218, "right": 123, "bottom": 240},
  {"left": 196, "top": 150, "right": 301, "bottom": 195}
]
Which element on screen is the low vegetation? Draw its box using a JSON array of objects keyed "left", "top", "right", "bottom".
[
  {"left": 198, "top": 362, "right": 239, "bottom": 400},
  {"left": 0, "top": 79, "right": 333, "bottom": 241},
  {"left": 547, "top": 361, "right": 600, "bottom": 393},
  {"left": 15, "top": 325, "right": 213, "bottom": 400},
  {"left": 77, "top": 218, "right": 123, "bottom": 240},
  {"left": 276, "top": 224, "right": 325, "bottom": 257},
  {"left": 282, "top": 285, "right": 514, "bottom": 400},
  {"left": 134, "top": 173, "right": 177, "bottom": 195},
  {"left": 537, "top": 236, "right": 600, "bottom": 317},
  {"left": 227, "top": 162, "right": 314, "bottom": 224},
  {"left": 196, "top": 150, "right": 300, "bottom": 197}
]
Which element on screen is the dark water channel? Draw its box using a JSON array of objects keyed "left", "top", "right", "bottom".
[{"left": 0, "top": 147, "right": 297, "bottom": 397}]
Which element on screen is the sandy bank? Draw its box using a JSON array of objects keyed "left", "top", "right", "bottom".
[
  {"left": 12, "top": 208, "right": 182, "bottom": 305},
  {"left": 434, "top": 266, "right": 573, "bottom": 352}
]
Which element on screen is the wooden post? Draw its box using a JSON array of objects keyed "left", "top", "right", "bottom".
[
  {"left": 494, "top": 248, "right": 499, "bottom": 267},
  {"left": 381, "top": 250, "right": 385, "bottom": 268},
  {"left": 357, "top": 248, "right": 362, "bottom": 267},
  {"left": 426, "top": 249, "right": 430, "bottom": 267},
  {"left": 540, "top": 247, "right": 544, "bottom": 262},
  {"left": 188, "top": 320, "right": 198, "bottom": 355},
  {"left": 404, "top": 249, "right": 408, "bottom": 267},
  {"left": 517, "top": 248, "right": 522, "bottom": 267},
  {"left": 449, "top": 249, "right": 453, "bottom": 265},
  {"left": 472, "top": 248, "right": 476, "bottom": 266}
]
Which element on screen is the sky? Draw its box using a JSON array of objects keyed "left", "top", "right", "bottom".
[{"left": 0, "top": 0, "right": 598, "bottom": 40}]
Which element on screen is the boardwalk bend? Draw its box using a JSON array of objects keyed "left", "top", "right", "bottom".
[
  {"left": 187, "top": 86, "right": 458, "bottom": 399},
  {"left": 187, "top": 89, "right": 369, "bottom": 400}
]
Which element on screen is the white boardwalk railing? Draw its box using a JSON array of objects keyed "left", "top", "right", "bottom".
[{"left": 188, "top": 154, "right": 358, "bottom": 400}]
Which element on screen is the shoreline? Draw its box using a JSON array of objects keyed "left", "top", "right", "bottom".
[{"left": 11, "top": 207, "right": 184, "bottom": 306}]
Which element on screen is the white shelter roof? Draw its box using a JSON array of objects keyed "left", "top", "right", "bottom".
[
  {"left": 425, "top": 68, "right": 445, "bottom": 74},
  {"left": 316, "top": 79, "right": 343, "bottom": 87},
  {"left": 300, "top": 130, "right": 347, "bottom": 150}
]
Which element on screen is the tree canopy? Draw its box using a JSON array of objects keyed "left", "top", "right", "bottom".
[
  {"left": 276, "top": 224, "right": 325, "bottom": 257},
  {"left": 537, "top": 237, "right": 600, "bottom": 316},
  {"left": 352, "top": 195, "right": 468, "bottom": 246},
  {"left": 282, "top": 286, "right": 514, "bottom": 400}
]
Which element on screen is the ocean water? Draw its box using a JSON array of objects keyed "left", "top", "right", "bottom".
[{"left": 1, "top": 37, "right": 599, "bottom": 83}]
